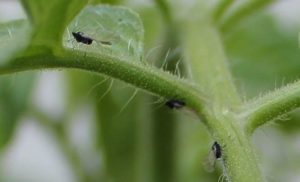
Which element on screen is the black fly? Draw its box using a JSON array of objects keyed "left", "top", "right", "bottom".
[
  {"left": 72, "top": 31, "right": 112, "bottom": 46},
  {"left": 203, "top": 141, "right": 222, "bottom": 172},
  {"left": 212, "top": 141, "right": 222, "bottom": 159},
  {"left": 72, "top": 32, "right": 94, "bottom": 45},
  {"left": 165, "top": 99, "right": 185, "bottom": 109}
]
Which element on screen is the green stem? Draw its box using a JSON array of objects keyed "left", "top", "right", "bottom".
[
  {"left": 212, "top": 0, "right": 234, "bottom": 23},
  {"left": 152, "top": 2, "right": 180, "bottom": 181},
  {"left": 154, "top": 0, "right": 172, "bottom": 23},
  {"left": 184, "top": 21, "right": 240, "bottom": 111},
  {"left": 183, "top": 20, "right": 264, "bottom": 181},
  {"left": 96, "top": 89, "right": 140, "bottom": 182},
  {"left": 0, "top": 48, "right": 206, "bottom": 119},
  {"left": 242, "top": 80, "right": 300, "bottom": 135},
  {"left": 152, "top": 107, "right": 176, "bottom": 182},
  {"left": 219, "top": 0, "right": 276, "bottom": 32}
]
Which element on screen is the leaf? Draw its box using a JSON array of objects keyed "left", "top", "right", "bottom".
[
  {"left": 0, "top": 20, "right": 31, "bottom": 64},
  {"left": 21, "top": 0, "right": 89, "bottom": 50},
  {"left": 64, "top": 5, "right": 144, "bottom": 62}
]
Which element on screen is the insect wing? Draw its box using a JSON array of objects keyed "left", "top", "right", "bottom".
[
  {"left": 203, "top": 150, "right": 217, "bottom": 172},
  {"left": 93, "top": 31, "right": 121, "bottom": 46}
]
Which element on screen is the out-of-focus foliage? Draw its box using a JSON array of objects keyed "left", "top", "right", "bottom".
[
  {"left": 0, "top": 20, "right": 31, "bottom": 63},
  {"left": 225, "top": 13, "right": 300, "bottom": 131},
  {"left": 226, "top": 13, "right": 300, "bottom": 98},
  {"left": 0, "top": 73, "right": 35, "bottom": 149}
]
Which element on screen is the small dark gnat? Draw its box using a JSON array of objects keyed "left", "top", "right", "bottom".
[
  {"left": 165, "top": 99, "right": 185, "bottom": 109},
  {"left": 212, "top": 141, "right": 222, "bottom": 159},
  {"left": 203, "top": 141, "right": 223, "bottom": 172},
  {"left": 72, "top": 32, "right": 94, "bottom": 45},
  {"left": 72, "top": 32, "right": 113, "bottom": 46}
]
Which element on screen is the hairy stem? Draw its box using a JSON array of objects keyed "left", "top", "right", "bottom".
[
  {"left": 0, "top": 48, "right": 206, "bottom": 119},
  {"left": 184, "top": 21, "right": 241, "bottom": 112},
  {"left": 183, "top": 20, "right": 264, "bottom": 181},
  {"left": 242, "top": 80, "right": 300, "bottom": 135}
]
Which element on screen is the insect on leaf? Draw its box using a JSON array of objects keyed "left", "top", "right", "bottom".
[{"left": 64, "top": 5, "right": 144, "bottom": 62}]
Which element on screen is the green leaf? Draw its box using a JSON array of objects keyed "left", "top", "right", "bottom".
[
  {"left": 21, "top": 0, "right": 89, "bottom": 50},
  {"left": 0, "top": 20, "right": 31, "bottom": 64},
  {"left": 64, "top": 5, "right": 144, "bottom": 62}
]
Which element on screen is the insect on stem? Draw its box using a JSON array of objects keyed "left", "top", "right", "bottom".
[
  {"left": 203, "top": 141, "right": 223, "bottom": 172},
  {"left": 165, "top": 99, "right": 185, "bottom": 109},
  {"left": 212, "top": 141, "right": 222, "bottom": 159}
]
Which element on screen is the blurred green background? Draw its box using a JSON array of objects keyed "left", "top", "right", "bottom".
[{"left": 0, "top": 0, "right": 300, "bottom": 182}]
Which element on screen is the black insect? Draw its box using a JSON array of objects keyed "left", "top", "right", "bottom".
[
  {"left": 212, "top": 141, "right": 222, "bottom": 159},
  {"left": 72, "top": 31, "right": 112, "bottom": 46},
  {"left": 203, "top": 141, "right": 222, "bottom": 172},
  {"left": 72, "top": 31, "right": 94, "bottom": 45},
  {"left": 165, "top": 99, "right": 185, "bottom": 109}
]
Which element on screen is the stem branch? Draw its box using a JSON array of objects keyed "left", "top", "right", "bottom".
[
  {"left": 0, "top": 48, "right": 206, "bottom": 121},
  {"left": 242, "top": 80, "right": 300, "bottom": 135},
  {"left": 213, "top": 0, "right": 234, "bottom": 23}
]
